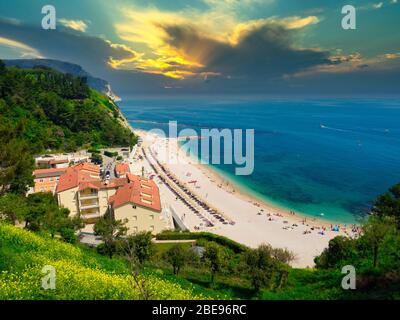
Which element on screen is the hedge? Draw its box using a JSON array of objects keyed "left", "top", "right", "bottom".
[
  {"left": 156, "top": 231, "right": 248, "bottom": 254},
  {"left": 104, "top": 151, "right": 119, "bottom": 158}
]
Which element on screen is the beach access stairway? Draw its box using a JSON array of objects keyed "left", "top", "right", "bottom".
[{"left": 168, "top": 205, "right": 190, "bottom": 231}]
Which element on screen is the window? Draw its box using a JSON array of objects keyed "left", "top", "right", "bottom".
[
  {"left": 150, "top": 215, "right": 154, "bottom": 220},
  {"left": 40, "top": 179, "right": 44, "bottom": 183},
  {"left": 132, "top": 205, "right": 137, "bottom": 209},
  {"left": 149, "top": 226, "right": 155, "bottom": 232},
  {"left": 133, "top": 216, "right": 137, "bottom": 221},
  {"left": 133, "top": 227, "right": 138, "bottom": 233}
]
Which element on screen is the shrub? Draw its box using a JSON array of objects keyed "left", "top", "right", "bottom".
[{"left": 156, "top": 231, "right": 248, "bottom": 254}]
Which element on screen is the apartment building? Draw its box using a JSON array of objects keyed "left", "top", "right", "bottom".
[
  {"left": 55, "top": 165, "right": 171, "bottom": 233},
  {"left": 55, "top": 165, "right": 118, "bottom": 222},
  {"left": 110, "top": 174, "right": 168, "bottom": 234},
  {"left": 33, "top": 168, "right": 67, "bottom": 193}
]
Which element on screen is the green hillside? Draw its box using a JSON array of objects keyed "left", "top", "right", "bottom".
[
  {"left": 0, "top": 60, "right": 136, "bottom": 154},
  {"left": 0, "top": 223, "right": 205, "bottom": 300},
  {"left": 0, "top": 60, "right": 137, "bottom": 194}
]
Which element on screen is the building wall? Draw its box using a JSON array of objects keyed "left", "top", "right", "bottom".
[
  {"left": 34, "top": 177, "right": 59, "bottom": 193},
  {"left": 57, "top": 187, "right": 79, "bottom": 216},
  {"left": 58, "top": 186, "right": 120, "bottom": 219},
  {"left": 98, "top": 188, "right": 118, "bottom": 215},
  {"left": 113, "top": 204, "right": 169, "bottom": 235},
  {"left": 52, "top": 163, "right": 69, "bottom": 169}
]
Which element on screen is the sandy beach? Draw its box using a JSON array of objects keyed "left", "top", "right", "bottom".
[{"left": 128, "top": 129, "right": 359, "bottom": 267}]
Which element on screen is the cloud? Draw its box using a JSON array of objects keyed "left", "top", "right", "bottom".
[
  {"left": 0, "top": 19, "right": 137, "bottom": 76},
  {"left": 113, "top": 3, "right": 323, "bottom": 79},
  {"left": 359, "top": 2, "right": 384, "bottom": 10},
  {"left": 159, "top": 21, "right": 331, "bottom": 80},
  {"left": 59, "top": 19, "right": 89, "bottom": 32},
  {"left": 278, "top": 16, "right": 320, "bottom": 29},
  {"left": 0, "top": 18, "right": 173, "bottom": 94},
  {"left": 383, "top": 52, "right": 400, "bottom": 59},
  {"left": 0, "top": 36, "right": 43, "bottom": 58}
]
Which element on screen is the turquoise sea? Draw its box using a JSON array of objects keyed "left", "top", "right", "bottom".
[{"left": 119, "top": 97, "right": 400, "bottom": 224}]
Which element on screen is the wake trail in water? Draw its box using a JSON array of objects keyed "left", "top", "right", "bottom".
[{"left": 320, "top": 124, "right": 353, "bottom": 133}]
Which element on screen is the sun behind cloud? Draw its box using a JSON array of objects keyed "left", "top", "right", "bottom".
[
  {"left": 109, "top": 4, "right": 323, "bottom": 80},
  {"left": 59, "top": 19, "right": 89, "bottom": 32}
]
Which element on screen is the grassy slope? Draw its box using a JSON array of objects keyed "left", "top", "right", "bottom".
[
  {"left": 149, "top": 242, "right": 346, "bottom": 300},
  {"left": 0, "top": 223, "right": 206, "bottom": 300},
  {"left": 1, "top": 225, "right": 393, "bottom": 300}
]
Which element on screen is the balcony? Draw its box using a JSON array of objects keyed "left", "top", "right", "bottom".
[
  {"left": 80, "top": 206, "right": 101, "bottom": 218},
  {"left": 80, "top": 204, "right": 100, "bottom": 210},
  {"left": 80, "top": 198, "right": 100, "bottom": 210},
  {"left": 79, "top": 191, "right": 99, "bottom": 200},
  {"left": 79, "top": 194, "right": 98, "bottom": 200},
  {"left": 80, "top": 212, "right": 101, "bottom": 219}
]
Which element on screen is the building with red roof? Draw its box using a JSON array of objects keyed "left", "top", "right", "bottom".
[
  {"left": 109, "top": 176, "right": 168, "bottom": 234},
  {"left": 55, "top": 165, "right": 170, "bottom": 233},
  {"left": 115, "top": 162, "right": 130, "bottom": 178},
  {"left": 33, "top": 168, "right": 68, "bottom": 193}
]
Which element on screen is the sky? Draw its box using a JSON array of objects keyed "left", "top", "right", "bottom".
[{"left": 0, "top": 0, "right": 399, "bottom": 95}]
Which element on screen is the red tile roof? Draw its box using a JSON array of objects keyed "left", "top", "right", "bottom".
[
  {"left": 110, "top": 175, "right": 161, "bottom": 212},
  {"left": 115, "top": 163, "right": 130, "bottom": 176},
  {"left": 56, "top": 167, "right": 95, "bottom": 193},
  {"left": 49, "top": 159, "right": 69, "bottom": 165},
  {"left": 56, "top": 161, "right": 130, "bottom": 193},
  {"left": 78, "top": 178, "right": 128, "bottom": 191},
  {"left": 74, "top": 162, "right": 100, "bottom": 174},
  {"left": 78, "top": 181, "right": 101, "bottom": 191},
  {"left": 34, "top": 168, "right": 67, "bottom": 178}
]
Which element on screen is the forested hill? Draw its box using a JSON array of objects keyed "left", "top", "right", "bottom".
[
  {"left": 3, "top": 59, "right": 118, "bottom": 99},
  {"left": 0, "top": 59, "right": 136, "bottom": 152},
  {"left": 0, "top": 59, "right": 136, "bottom": 194}
]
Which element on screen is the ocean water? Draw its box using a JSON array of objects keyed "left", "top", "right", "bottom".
[{"left": 119, "top": 97, "right": 400, "bottom": 224}]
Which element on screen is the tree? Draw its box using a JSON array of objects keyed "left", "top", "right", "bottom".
[
  {"left": 0, "top": 59, "right": 5, "bottom": 75},
  {"left": 272, "top": 247, "right": 295, "bottom": 265},
  {"left": 271, "top": 247, "right": 295, "bottom": 289},
  {"left": 372, "top": 183, "right": 400, "bottom": 229},
  {"left": 203, "top": 242, "right": 227, "bottom": 283},
  {"left": 94, "top": 215, "right": 128, "bottom": 259},
  {"left": 118, "top": 231, "right": 154, "bottom": 265},
  {"left": 362, "top": 215, "right": 396, "bottom": 268},
  {"left": 0, "top": 120, "right": 34, "bottom": 195},
  {"left": 314, "top": 236, "right": 356, "bottom": 269},
  {"left": 117, "top": 232, "right": 154, "bottom": 300},
  {"left": 0, "top": 193, "right": 28, "bottom": 224},
  {"left": 165, "top": 245, "right": 187, "bottom": 275},
  {"left": 244, "top": 244, "right": 276, "bottom": 292},
  {"left": 25, "top": 193, "right": 83, "bottom": 240}
]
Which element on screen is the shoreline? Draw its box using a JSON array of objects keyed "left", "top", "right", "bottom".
[
  {"left": 126, "top": 121, "right": 358, "bottom": 228},
  {"left": 177, "top": 141, "right": 355, "bottom": 231},
  {"left": 192, "top": 160, "right": 352, "bottom": 229}
]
